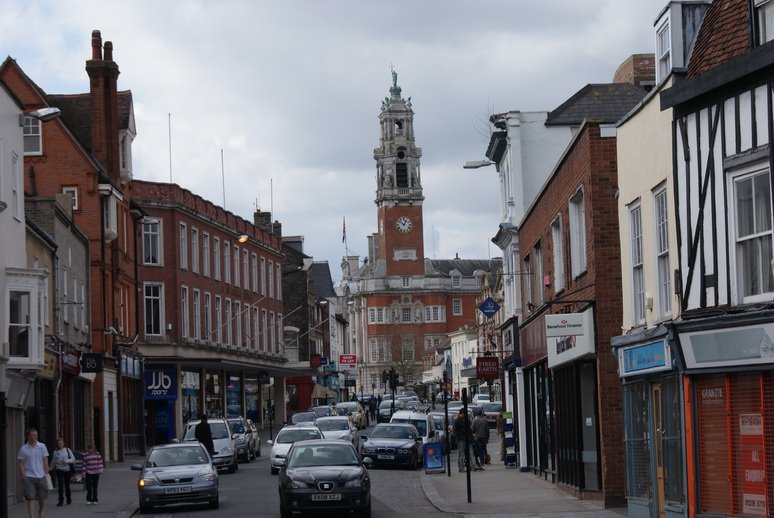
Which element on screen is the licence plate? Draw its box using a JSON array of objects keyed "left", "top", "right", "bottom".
[
  {"left": 312, "top": 493, "right": 341, "bottom": 501},
  {"left": 164, "top": 486, "right": 192, "bottom": 494},
  {"left": 377, "top": 454, "right": 394, "bottom": 460}
]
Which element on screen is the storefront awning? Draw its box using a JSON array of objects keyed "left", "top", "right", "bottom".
[
  {"left": 143, "top": 356, "right": 317, "bottom": 378},
  {"left": 311, "top": 383, "right": 337, "bottom": 399}
]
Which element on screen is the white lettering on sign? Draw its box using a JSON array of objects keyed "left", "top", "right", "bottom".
[
  {"left": 743, "top": 494, "right": 767, "bottom": 515},
  {"left": 746, "top": 469, "right": 766, "bottom": 483},
  {"left": 740, "top": 413, "right": 763, "bottom": 435},
  {"left": 701, "top": 387, "right": 724, "bottom": 403},
  {"left": 147, "top": 371, "right": 172, "bottom": 391}
]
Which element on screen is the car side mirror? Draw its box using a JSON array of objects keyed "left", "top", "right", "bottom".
[
  {"left": 130, "top": 463, "right": 143, "bottom": 471},
  {"left": 360, "top": 435, "right": 367, "bottom": 441},
  {"left": 429, "top": 430, "right": 435, "bottom": 437},
  {"left": 362, "top": 457, "right": 374, "bottom": 468},
  {"left": 169, "top": 438, "right": 179, "bottom": 444},
  {"left": 266, "top": 440, "right": 273, "bottom": 445}
]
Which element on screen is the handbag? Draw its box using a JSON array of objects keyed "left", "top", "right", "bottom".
[{"left": 45, "top": 473, "right": 54, "bottom": 490}]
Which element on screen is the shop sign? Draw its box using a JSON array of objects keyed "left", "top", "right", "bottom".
[
  {"left": 39, "top": 351, "right": 57, "bottom": 380},
  {"left": 547, "top": 309, "right": 595, "bottom": 369},
  {"left": 310, "top": 354, "right": 321, "bottom": 369},
  {"left": 476, "top": 357, "right": 499, "bottom": 380},
  {"left": 521, "top": 314, "right": 547, "bottom": 367},
  {"left": 678, "top": 322, "right": 774, "bottom": 370},
  {"left": 740, "top": 413, "right": 767, "bottom": 515},
  {"left": 61, "top": 349, "right": 81, "bottom": 375},
  {"left": 323, "top": 361, "right": 337, "bottom": 373},
  {"left": 81, "top": 353, "right": 103, "bottom": 373},
  {"left": 618, "top": 340, "right": 671, "bottom": 377},
  {"left": 320, "top": 356, "right": 329, "bottom": 366},
  {"left": 144, "top": 368, "right": 178, "bottom": 400},
  {"left": 478, "top": 297, "right": 500, "bottom": 319}
]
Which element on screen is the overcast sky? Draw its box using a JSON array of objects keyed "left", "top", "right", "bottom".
[{"left": 1, "top": 0, "right": 667, "bottom": 282}]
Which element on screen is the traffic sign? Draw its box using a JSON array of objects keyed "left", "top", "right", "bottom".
[{"left": 478, "top": 297, "right": 500, "bottom": 318}]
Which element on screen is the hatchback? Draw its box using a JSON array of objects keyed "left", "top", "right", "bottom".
[{"left": 132, "top": 442, "right": 218, "bottom": 514}]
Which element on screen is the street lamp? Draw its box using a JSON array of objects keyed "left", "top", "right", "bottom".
[{"left": 462, "top": 160, "right": 495, "bottom": 169}]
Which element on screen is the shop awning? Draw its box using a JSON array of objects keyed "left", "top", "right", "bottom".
[{"left": 311, "top": 384, "right": 337, "bottom": 399}]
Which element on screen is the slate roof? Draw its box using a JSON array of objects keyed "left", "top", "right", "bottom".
[
  {"left": 48, "top": 90, "right": 133, "bottom": 153},
  {"left": 427, "top": 258, "right": 502, "bottom": 277},
  {"left": 310, "top": 261, "right": 336, "bottom": 298},
  {"left": 545, "top": 83, "right": 649, "bottom": 126},
  {"left": 686, "top": 0, "right": 751, "bottom": 78}
]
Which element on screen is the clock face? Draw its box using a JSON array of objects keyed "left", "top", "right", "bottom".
[{"left": 395, "top": 216, "right": 413, "bottom": 233}]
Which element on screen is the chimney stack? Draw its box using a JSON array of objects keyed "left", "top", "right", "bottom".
[{"left": 86, "top": 29, "right": 120, "bottom": 180}]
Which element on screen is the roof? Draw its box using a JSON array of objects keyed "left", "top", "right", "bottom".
[
  {"left": 309, "top": 261, "right": 336, "bottom": 298},
  {"left": 545, "top": 83, "right": 649, "bottom": 126},
  {"left": 47, "top": 91, "right": 133, "bottom": 152},
  {"left": 686, "top": 0, "right": 750, "bottom": 78},
  {"left": 427, "top": 258, "right": 502, "bottom": 277}
]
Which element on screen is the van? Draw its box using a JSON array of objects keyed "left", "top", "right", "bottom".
[
  {"left": 390, "top": 410, "right": 438, "bottom": 445},
  {"left": 182, "top": 418, "right": 238, "bottom": 473}
]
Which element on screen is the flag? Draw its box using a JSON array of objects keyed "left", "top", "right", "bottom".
[{"left": 342, "top": 217, "right": 347, "bottom": 243}]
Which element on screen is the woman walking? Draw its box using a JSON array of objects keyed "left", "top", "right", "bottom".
[
  {"left": 82, "top": 445, "right": 104, "bottom": 505},
  {"left": 50, "top": 438, "right": 75, "bottom": 506}
]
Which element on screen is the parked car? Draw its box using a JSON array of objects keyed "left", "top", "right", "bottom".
[
  {"left": 290, "top": 411, "right": 317, "bottom": 425},
  {"left": 278, "top": 439, "right": 372, "bottom": 518},
  {"left": 389, "top": 410, "right": 438, "bottom": 445},
  {"left": 377, "top": 399, "right": 404, "bottom": 423},
  {"left": 182, "top": 418, "right": 238, "bottom": 473},
  {"left": 315, "top": 416, "right": 358, "bottom": 445},
  {"left": 132, "top": 442, "right": 219, "bottom": 513},
  {"left": 360, "top": 423, "right": 422, "bottom": 469},
  {"left": 429, "top": 411, "right": 453, "bottom": 450},
  {"left": 336, "top": 401, "right": 367, "bottom": 429},
  {"left": 310, "top": 405, "right": 336, "bottom": 418},
  {"left": 268, "top": 424, "right": 324, "bottom": 475},
  {"left": 472, "top": 393, "right": 491, "bottom": 405},
  {"left": 481, "top": 402, "right": 502, "bottom": 427},
  {"left": 227, "top": 416, "right": 260, "bottom": 462}
]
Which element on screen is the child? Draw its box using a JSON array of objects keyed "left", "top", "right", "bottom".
[
  {"left": 50, "top": 437, "right": 75, "bottom": 505},
  {"left": 82, "top": 445, "right": 104, "bottom": 505}
]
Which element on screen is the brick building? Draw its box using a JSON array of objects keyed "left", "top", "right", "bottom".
[
  {"left": 517, "top": 81, "right": 648, "bottom": 505},
  {"left": 132, "top": 180, "right": 300, "bottom": 444},
  {"left": 0, "top": 30, "right": 143, "bottom": 462},
  {"left": 342, "top": 73, "right": 500, "bottom": 396}
]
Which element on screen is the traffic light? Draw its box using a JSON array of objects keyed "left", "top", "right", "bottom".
[
  {"left": 382, "top": 370, "right": 388, "bottom": 384},
  {"left": 389, "top": 369, "right": 399, "bottom": 390}
]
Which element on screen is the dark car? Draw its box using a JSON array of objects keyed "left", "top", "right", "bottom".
[
  {"left": 310, "top": 405, "right": 336, "bottom": 418},
  {"left": 481, "top": 402, "right": 502, "bottom": 427},
  {"left": 360, "top": 423, "right": 422, "bottom": 469},
  {"left": 291, "top": 411, "right": 318, "bottom": 425},
  {"left": 377, "top": 399, "right": 404, "bottom": 423},
  {"left": 278, "top": 439, "right": 372, "bottom": 518},
  {"left": 131, "top": 442, "right": 219, "bottom": 514}
]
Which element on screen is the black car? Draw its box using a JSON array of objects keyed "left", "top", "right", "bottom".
[
  {"left": 376, "top": 399, "right": 404, "bottom": 423},
  {"left": 278, "top": 439, "right": 372, "bottom": 518},
  {"left": 359, "top": 423, "right": 422, "bottom": 469}
]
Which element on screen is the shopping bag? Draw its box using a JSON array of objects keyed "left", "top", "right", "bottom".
[{"left": 45, "top": 474, "right": 54, "bottom": 490}]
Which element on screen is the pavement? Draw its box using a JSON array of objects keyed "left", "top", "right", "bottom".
[{"left": 7, "top": 423, "right": 630, "bottom": 517}]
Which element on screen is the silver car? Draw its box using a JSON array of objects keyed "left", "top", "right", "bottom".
[
  {"left": 315, "top": 416, "right": 357, "bottom": 445},
  {"left": 131, "top": 442, "right": 219, "bottom": 513},
  {"left": 268, "top": 424, "right": 324, "bottom": 474}
]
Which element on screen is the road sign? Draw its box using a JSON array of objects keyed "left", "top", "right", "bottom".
[
  {"left": 339, "top": 354, "right": 357, "bottom": 365},
  {"left": 478, "top": 297, "right": 500, "bottom": 318}
]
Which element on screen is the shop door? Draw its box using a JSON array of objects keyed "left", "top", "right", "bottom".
[{"left": 652, "top": 383, "right": 665, "bottom": 518}]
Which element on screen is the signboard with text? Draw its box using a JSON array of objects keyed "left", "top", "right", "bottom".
[
  {"left": 339, "top": 354, "right": 357, "bottom": 373},
  {"left": 741, "top": 413, "right": 767, "bottom": 515},
  {"left": 476, "top": 356, "right": 500, "bottom": 380},
  {"left": 144, "top": 368, "right": 178, "bottom": 400}
]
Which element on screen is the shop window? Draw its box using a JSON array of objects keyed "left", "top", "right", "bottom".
[
  {"left": 623, "top": 381, "right": 651, "bottom": 499},
  {"left": 142, "top": 218, "right": 162, "bottom": 265}
]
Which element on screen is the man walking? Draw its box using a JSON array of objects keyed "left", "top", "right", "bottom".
[
  {"left": 195, "top": 414, "right": 215, "bottom": 456},
  {"left": 17, "top": 427, "right": 49, "bottom": 518},
  {"left": 471, "top": 408, "right": 490, "bottom": 470},
  {"left": 452, "top": 408, "right": 472, "bottom": 472}
]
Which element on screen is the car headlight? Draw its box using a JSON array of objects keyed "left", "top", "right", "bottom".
[
  {"left": 344, "top": 478, "right": 363, "bottom": 488},
  {"left": 291, "top": 480, "right": 311, "bottom": 489},
  {"left": 362, "top": 447, "right": 375, "bottom": 454},
  {"left": 197, "top": 472, "right": 217, "bottom": 482},
  {"left": 398, "top": 449, "right": 410, "bottom": 454},
  {"left": 219, "top": 447, "right": 234, "bottom": 456},
  {"left": 235, "top": 436, "right": 246, "bottom": 444},
  {"left": 139, "top": 478, "right": 158, "bottom": 487}
]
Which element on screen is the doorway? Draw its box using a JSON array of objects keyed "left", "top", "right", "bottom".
[{"left": 652, "top": 383, "right": 665, "bottom": 518}]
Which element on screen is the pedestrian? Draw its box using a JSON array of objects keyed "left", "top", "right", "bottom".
[
  {"left": 17, "top": 427, "right": 49, "bottom": 518},
  {"left": 369, "top": 396, "right": 377, "bottom": 422},
  {"left": 472, "top": 408, "right": 490, "bottom": 470},
  {"left": 82, "top": 444, "right": 104, "bottom": 505},
  {"left": 431, "top": 392, "right": 436, "bottom": 410},
  {"left": 452, "top": 408, "right": 472, "bottom": 472},
  {"left": 51, "top": 437, "right": 75, "bottom": 506},
  {"left": 195, "top": 414, "right": 215, "bottom": 456}
]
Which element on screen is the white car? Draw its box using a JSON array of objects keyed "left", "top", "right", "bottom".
[
  {"left": 315, "top": 416, "right": 357, "bottom": 445},
  {"left": 267, "top": 424, "right": 323, "bottom": 474},
  {"left": 390, "top": 410, "right": 438, "bottom": 445},
  {"left": 472, "top": 393, "right": 491, "bottom": 404}
]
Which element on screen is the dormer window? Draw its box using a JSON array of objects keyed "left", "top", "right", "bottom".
[
  {"left": 755, "top": 0, "right": 774, "bottom": 44},
  {"left": 657, "top": 21, "right": 671, "bottom": 82}
]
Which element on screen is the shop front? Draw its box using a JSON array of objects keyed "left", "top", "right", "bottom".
[
  {"left": 611, "top": 325, "right": 685, "bottom": 518},
  {"left": 674, "top": 313, "right": 774, "bottom": 518}
]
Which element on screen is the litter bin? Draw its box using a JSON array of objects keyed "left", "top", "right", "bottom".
[{"left": 423, "top": 442, "right": 445, "bottom": 474}]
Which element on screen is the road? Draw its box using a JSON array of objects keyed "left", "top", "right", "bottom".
[{"left": 139, "top": 423, "right": 458, "bottom": 517}]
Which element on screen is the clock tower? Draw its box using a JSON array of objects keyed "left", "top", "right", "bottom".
[{"left": 374, "top": 71, "right": 425, "bottom": 276}]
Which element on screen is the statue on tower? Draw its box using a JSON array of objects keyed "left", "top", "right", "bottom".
[{"left": 392, "top": 68, "right": 398, "bottom": 88}]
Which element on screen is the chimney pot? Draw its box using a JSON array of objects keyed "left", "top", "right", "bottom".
[
  {"left": 91, "top": 30, "right": 102, "bottom": 60},
  {"left": 104, "top": 41, "right": 113, "bottom": 61}
]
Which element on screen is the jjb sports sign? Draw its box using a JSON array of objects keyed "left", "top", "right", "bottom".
[{"left": 144, "top": 368, "right": 178, "bottom": 400}]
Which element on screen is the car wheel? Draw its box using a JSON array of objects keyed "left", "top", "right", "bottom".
[
  {"left": 228, "top": 459, "right": 237, "bottom": 474},
  {"left": 244, "top": 451, "right": 251, "bottom": 463},
  {"left": 410, "top": 452, "right": 419, "bottom": 469},
  {"left": 256, "top": 442, "right": 261, "bottom": 457},
  {"left": 209, "top": 496, "right": 220, "bottom": 509},
  {"left": 280, "top": 504, "right": 292, "bottom": 518},
  {"left": 359, "top": 501, "right": 372, "bottom": 518},
  {"left": 139, "top": 504, "right": 151, "bottom": 515},
  {"left": 270, "top": 466, "right": 278, "bottom": 475}
]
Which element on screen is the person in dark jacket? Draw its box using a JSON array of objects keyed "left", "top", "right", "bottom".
[
  {"left": 452, "top": 409, "right": 472, "bottom": 472},
  {"left": 471, "top": 408, "right": 490, "bottom": 470},
  {"left": 194, "top": 414, "right": 215, "bottom": 456}
]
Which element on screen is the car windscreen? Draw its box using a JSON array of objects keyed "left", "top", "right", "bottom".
[
  {"left": 148, "top": 446, "right": 208, "bottom": 467},
  {"left": 276, "top": 429, "right": 321, "bottom": 444},
  {"left": 228, "top": 420, "right": 245, "bottom": 433},
  {"left": 371, "top": 426, "right": 415, "bottom": 440},
  {"left": 483, "top": 403, "right": 502, "bottom": 412},
  {"left": 392, "top": 418, "right": 426, "bottom": 436},
  {"left": 288, "top": 444, "right": 359, "bottom": 468},
  {"left": 337, "top": 403, "right": 358, "bottom": 412},
  {"left": 317, "top": 420, "right": 349, "bottom": 431},
  {"left": 210, "top": 423, "right": 230, "bottom": 439},
  {"left": 291, "top": 412, "right": 316, "bottom": 424},
  {"left": 312, "top": 407, "right": 331, "bottom": 417}
]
